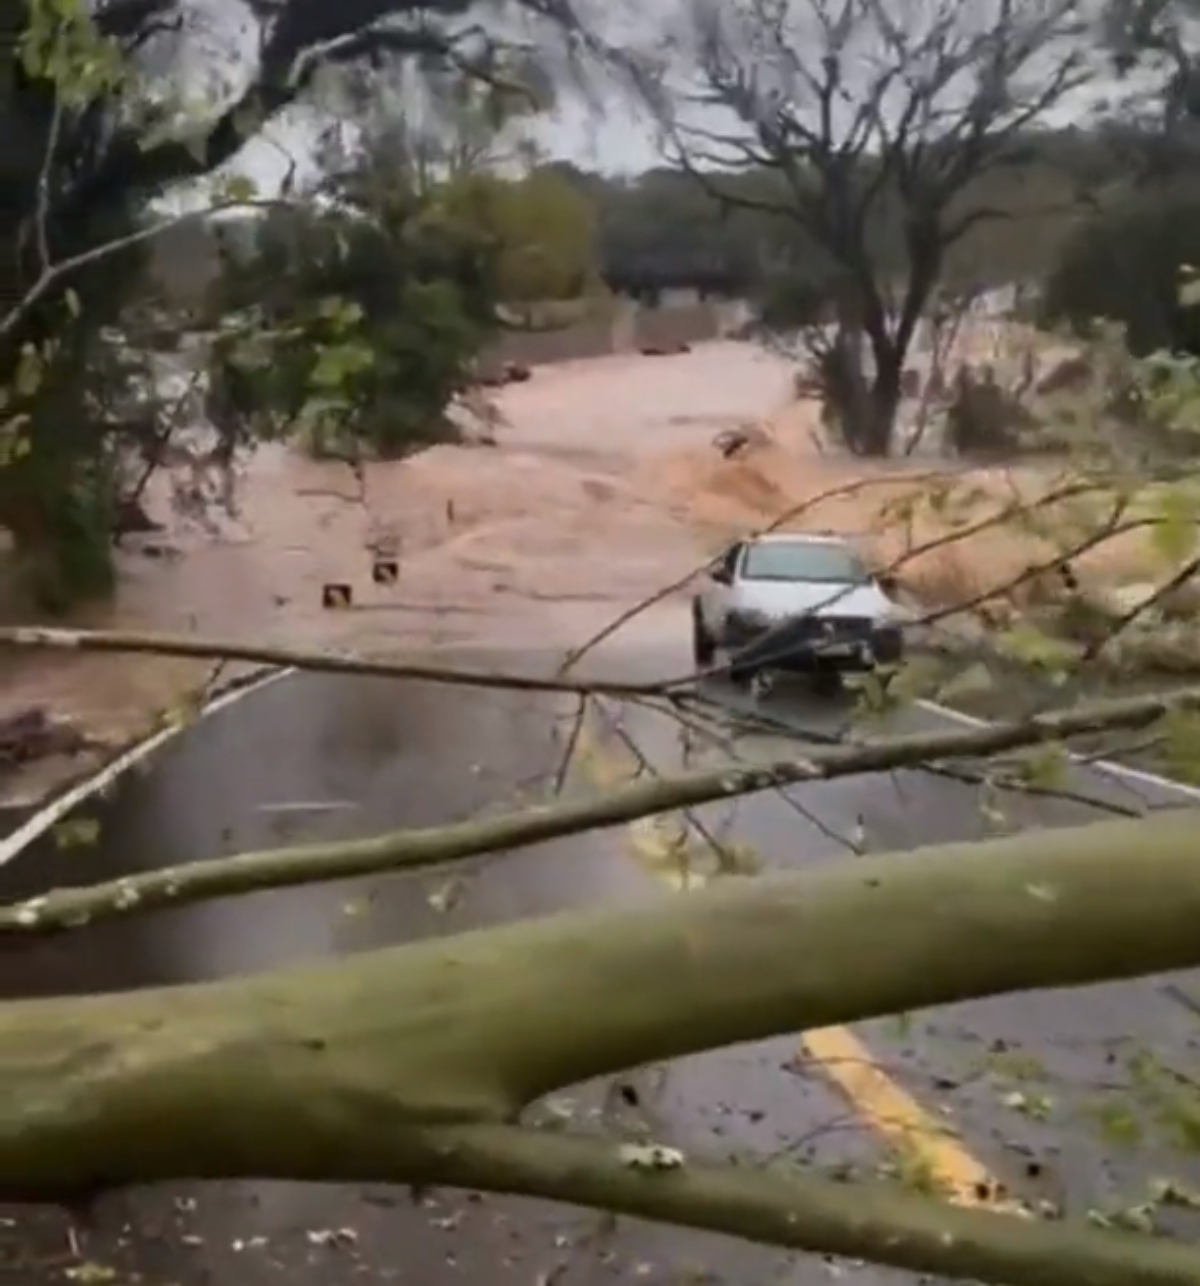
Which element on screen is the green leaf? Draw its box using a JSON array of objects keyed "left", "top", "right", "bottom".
[
  {"left": 996, "top": 622, "right": 1080, "bottom": 672},
  {"left": 221, "top": 173, "right": 258, "bottom": 203},
  {"left": 65, "top": 1263, "right": 118, "bottom": 1284},
  {"left": 52, "top": 816, "right": 100, "bottom": 849},
  {"left": 14, "top": 343, "right": 43, "bottom": 397},
  {"left": 886, "top": 654, "right": 945, "bottom": 704},
  {"left": 935, "top": 661, "right": 994, "bottom": 703},
  {"left": 1011, "top": 743, "right": 1069, "bottom": 791},
  {"left": 1149, "top": 485, "right": 1199, "bottom": 565},
  {"left": 846, "top": 666, "right": 895, "bottom": 716},
  {"left": 309, "top": 341, "right": 374, "bottom": 390},
  {"left": 1085, "top": 1098, "right": 1143, "bottom": 1148}
]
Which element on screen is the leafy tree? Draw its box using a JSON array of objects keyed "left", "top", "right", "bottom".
[
  {"left": 1040, "top": 0, "right": 1200, "bottom": 357},
  {"left": 596, "top": 167, "right": 774, "bottom": 298},
  {"left": 483, "top": 166, "right": 602, "bottom": 306},
  {"left": 0, "top": 0, "right": 572, "bottom": 606},
  {"left": 208, "top": 134, "right": 510, "bottom": 459},
  {"left": 205, "top": 111, "right": 600, "bottom": 457}
]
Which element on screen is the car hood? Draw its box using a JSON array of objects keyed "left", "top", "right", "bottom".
[{"left": 733, "top": 580, "right": 895, "bottom": 621}]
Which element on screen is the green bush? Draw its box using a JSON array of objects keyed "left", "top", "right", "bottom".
[{"left": 209, "top": 166, "right": 508, "bottom": 460}]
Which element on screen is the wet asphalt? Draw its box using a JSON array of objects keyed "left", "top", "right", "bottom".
[{"left": 4, "top": 634, "right": 1200, "bottom": 1286}]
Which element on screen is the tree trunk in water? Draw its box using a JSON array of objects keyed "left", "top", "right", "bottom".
[
  {"left": 820, "top": 326, "right": 870, "bottom": 454},
  {"left": 820, "top": 323, "right": 903, "bottom": 457},
  {"left": 859, "top": 350, "right": 904, "bottom": 457}
]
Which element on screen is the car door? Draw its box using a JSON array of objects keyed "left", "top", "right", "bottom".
[{"left": 700, "top": 542, "right": 743, "bottom": 636}]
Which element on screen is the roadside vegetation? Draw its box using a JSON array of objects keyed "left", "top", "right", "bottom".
[{"left": 12, "top": 2, "right": 1200, "bottom": 1286}]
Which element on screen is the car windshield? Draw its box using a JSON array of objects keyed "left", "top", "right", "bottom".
[{"left": 740, "top": 540, "right": 868, "bottom": 584}]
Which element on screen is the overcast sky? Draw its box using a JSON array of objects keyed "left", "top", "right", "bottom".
[
  {"left": 165, "top": 0, "right": 1184, "bottom": 206},
  {"left": 226, "top": 87, "right": 660, "bottom": 198},
  {"left": 160, "top": 0, "right": 665, "bottom": 205}
]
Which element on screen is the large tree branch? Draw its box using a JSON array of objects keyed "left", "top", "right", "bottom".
[
  {"left": 6, "top": 676, "right": 1200, "bottom": 932},
  {"left": 6, "top": 816, "right": 1200, "bottom": 1286},
  {"left": 61, "top": 11, "right": 461, "bottom": 213},
  {"left": 35, "top": 0, "right": 508, "bottom": 285},
  {"left": 426, "top": 1124, "right": 1200, "bottom": 1286},
  {"left": 0, "top": 625, "right": 658, "bottom": 695}
]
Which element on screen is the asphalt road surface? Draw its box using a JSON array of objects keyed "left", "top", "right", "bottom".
[{"left": 4, "top": 627, "right": 1200, "bottom": 1286}]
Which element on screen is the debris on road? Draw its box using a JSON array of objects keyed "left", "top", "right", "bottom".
[{"left": 0, "top": 709, "right": 89, "bottom": 773}]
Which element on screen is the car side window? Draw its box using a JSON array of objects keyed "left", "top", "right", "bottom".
[{"left": 720, "top": 543, "right": 743, "bottom": 580}]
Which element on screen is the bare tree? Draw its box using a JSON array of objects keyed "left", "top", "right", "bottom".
[{"left": 616, "top": 0, "right": 1098, "bottom": 455}]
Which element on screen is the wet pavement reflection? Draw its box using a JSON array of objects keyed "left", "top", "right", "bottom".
[{"left": 2, "top": 668, "right": 905, "bottom": 1286}]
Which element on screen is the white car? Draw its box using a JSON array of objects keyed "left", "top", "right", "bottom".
[{"left": 692, "top": 532, "right": 905, "bottom": 685}]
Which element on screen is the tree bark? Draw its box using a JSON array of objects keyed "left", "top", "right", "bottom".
[
  {"left": 819, "top": 323, "right": 902, "bottom": 457},
  {"left": 424, "top": 1124, "right": 1200, "bottom": 1286},
  {"left": 5, "top": 815, "right": 1200, "bottom": 1234},
  {"left": 862, "top": 345, "right": 904, "bottom": 456}
]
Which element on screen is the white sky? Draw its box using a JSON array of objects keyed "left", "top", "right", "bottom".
[
  {"left": 228, "top": 81, "right": 659, "bottom": 197},
  {"left": 163, "top": 0, "right": 1184, "bottom": 206}
]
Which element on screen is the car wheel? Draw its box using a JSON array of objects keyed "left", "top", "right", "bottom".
[{"left": 692, "top": 602, "right": 717, "bottom": 667}]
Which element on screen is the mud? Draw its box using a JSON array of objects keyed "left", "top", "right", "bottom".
[
  {"left": 0, "top": 322, "right": 1151, "bottom": 807},
  {"left": 0, "top": 343, "right": 793, "bottom": 804}
]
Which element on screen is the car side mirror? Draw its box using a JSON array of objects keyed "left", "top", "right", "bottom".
[
  {"left": 709, "top": 565, "right": 732, "bottom": 585},
  {"left": 877, "top": 573, "right": 899, "bottom": 596}
]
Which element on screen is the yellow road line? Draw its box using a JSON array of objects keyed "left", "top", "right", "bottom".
[
  {"left": 572, "top": 709, "right": 1020, "bottom": 1213},
  {"left": 800, "top": 1024, "right": 1007, "bottom": 1207}
]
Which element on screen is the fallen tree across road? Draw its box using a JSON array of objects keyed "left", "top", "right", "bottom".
[
  {"left": 6, "top": 814, "right": 1200, "bottom": 1286},
  {"left": 5, "top": 681, "right": 1200, "bottom": 935}
]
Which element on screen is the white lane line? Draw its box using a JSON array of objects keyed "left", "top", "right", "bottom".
[
  {"left": 0, "top": 667, "right": 295, "bottom": 870},
  {"left": 917, "top": 699, "right": 1200, "bottom": 803}
]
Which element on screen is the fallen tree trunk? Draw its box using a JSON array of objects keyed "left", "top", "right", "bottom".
[{"left": 6, "top": 814, "right": 1200, "bottom": 1285}]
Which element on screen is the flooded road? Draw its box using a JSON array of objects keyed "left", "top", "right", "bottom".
[{"left": 6, "top": 629, "right": 1200, "bottom": 1285}]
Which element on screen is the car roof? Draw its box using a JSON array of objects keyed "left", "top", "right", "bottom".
[{"left": 743, "top": 531, "right": 856, "bottom": 547}]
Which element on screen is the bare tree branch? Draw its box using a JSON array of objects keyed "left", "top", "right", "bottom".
[{"left": 7, "top": 675, "right": 1200, "bottom": 933}]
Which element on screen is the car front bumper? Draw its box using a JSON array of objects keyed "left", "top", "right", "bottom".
[{"left": 723, "top": 616, "right": 903, "bottom": 671}]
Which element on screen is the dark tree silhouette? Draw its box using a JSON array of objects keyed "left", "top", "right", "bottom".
[{"left": 614, "top": 0, "right": 1098, "bottom": 455}]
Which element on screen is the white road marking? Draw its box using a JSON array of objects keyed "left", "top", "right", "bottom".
[
  {"left": 0, "top": 667, "right": 294, "bottom": 870},
  {"left": 917, "top": 699, "right": 1200, "bottom": 804}
]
